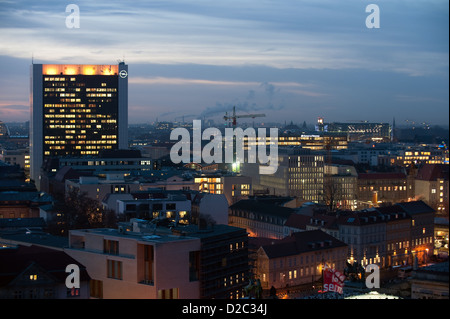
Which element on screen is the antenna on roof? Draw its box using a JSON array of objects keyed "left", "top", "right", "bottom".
[{"left": 117, "top": 53, "right": 126, "bottom": 64}]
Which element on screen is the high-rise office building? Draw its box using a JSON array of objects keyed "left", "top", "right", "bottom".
[
  {"left": 242, "top": 147, "right": 325, "bottom": 203},
  {"left": 30, "top": 63, "right": 128, "bottom": 187}
]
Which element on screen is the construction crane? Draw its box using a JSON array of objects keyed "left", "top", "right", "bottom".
[{"left": 224, "top": 106, "right": 265, "bottom": 128}]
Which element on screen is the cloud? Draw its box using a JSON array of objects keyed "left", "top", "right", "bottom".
[
  {"left": 129, "top": 77, "right": 260, "bottom": 87},
  {"left": 199, "top": 81, "right": 287, "bottom": 118},
  {"left": 200, "top": 101, "right": 278, "bottom": 119},
  {"left": 260, "top": 82, "right": 278, "bottom": 99},
  {"left": 0, "top": 103, "right": 29, "bottom": 122},
  {"left": 0, "top": 1, "right": 447, "bottom": 125},
  {"left": 0, "top": 0, "right": 447, "bottom": 75}
]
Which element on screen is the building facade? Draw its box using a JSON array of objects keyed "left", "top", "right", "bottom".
[
  {"left": 375, "top": 206, "right": 412, "bottom": 267},
  {"left": 256, "top": 230, "right": 348, "bottom": 289},
  {"left": 336, "top": 201, "right": 435, "bottom": 268},
  {"left": 229, "top": 198, "right": 295, "bottom": 239},
  {"left": 244, "top": 148, "right": 324, "bottom": 203},
  {"left": 338, "top": 210, "right": 387, "bottom": 268},
  {"left": 115, "top": 195, "right": 191, "bottom": 223},
  {"left": 172, "top": 224, "right": 250, "bottom": 299},
  {"left": 30, "top": 63, "right": 128, "bottom": 188},
  {"left": 194, "top": 174, "right": 252, "bottom": 205},
  {"left": 317, "top": 121, "right": 391, "bottom": 143},
  {"left": 415, "top": 164, "right": 449, "bottom": 216},
  {"left": 356, "top": 172, "right": 410, "bottom": 209},
  {"left": 67, "top": 224, "right": 201, "bottom": 299},
  {"left": 410, "top": 262, "right": 449, "bottom": 299},
  {"left": 396, "top": 201, "right": 435, "bottom": 264}
]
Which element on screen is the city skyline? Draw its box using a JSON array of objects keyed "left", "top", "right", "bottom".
[{"left": 0, "top": 0, "right": 449, "bottom": 126}]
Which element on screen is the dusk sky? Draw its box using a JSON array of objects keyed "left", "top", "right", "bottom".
[{"left": 0, "top": 0, "right": 448, "bottom": 126}]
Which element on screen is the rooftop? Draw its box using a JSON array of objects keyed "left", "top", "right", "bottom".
[
  {"left": 0, "top": 229, "right": 69, "bottom": 249},
  {"left": 229, "top": 199, "right": 295, "bottom": 218},
  {"left": 358, "top": 172, "right": 406, "bottom": 180},
  {"left": 415, "top": 261, "right": 449, "bottom": 274},
  {"left": 261, "top": 229, "right": 347, "bottom": 259},
  {"left": 395, "top": 200, "right": 435, "bottom": 215},
  {"left": 0, "top": 191, "right": 53, "bottom": 203},
  {"left": 416, "top": 164, "right": 449, "bottom": 181},
  {"left": 0, "top": 217, "right": 47, "bottom": 229},
  {"left": 0, "top": 245, "right": 90, "bottom": 287},
  {"left": 70, "top": 227, "right": 198, "bottom": 244}
]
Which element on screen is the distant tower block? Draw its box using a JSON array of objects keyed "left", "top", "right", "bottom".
[{"left": 30, "top": 63, "right": 128, "bottom": 188}]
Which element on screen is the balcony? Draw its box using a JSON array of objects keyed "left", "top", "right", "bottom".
[{"left": 138, "top": 279, "right": 154, "bottom": 286}]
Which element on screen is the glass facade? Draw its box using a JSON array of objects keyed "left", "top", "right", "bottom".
[{"left": 42, "top": 70, "right": 119, "bottom": 157}]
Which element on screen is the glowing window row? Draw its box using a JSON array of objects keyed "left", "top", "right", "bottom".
[
  {"left": 46, "top": 110, "right": 92, "bottom": 115},
  {"left": 86, "top": 93, "right": 114, "bottom": 97},
  {"left": 44, "top": 77, "right": 75, "bottom": 81},
  {"left": 57, "top": 140, "right": 118, "bottom": 144},
  {"left": 86, "top": 88, "right": 117, "bottom": 92},
  {"left": 45, "top": 104, "right": 86, "bottom": 108},
  {"left": 45, "top": 88, "right": 81, "bottom": 92},
  {"left": 59, "top": 98, "right": 81, "bottom": 102},
  {"left": 47, "top": 142, "right": 116, "bottom": 149},
  {"left": 45, "top": 114, "right": 115, "bottom": 120},
  {"left": 45, "top": 114, "right": 78, "bottom": 118}
]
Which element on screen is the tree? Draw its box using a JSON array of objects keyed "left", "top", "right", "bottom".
[
  {"left": 323, "top": 175, "right": 343, "bottom": 211},
  {"left": 63, "top": 188, "right": 104, "bottom": 232}
]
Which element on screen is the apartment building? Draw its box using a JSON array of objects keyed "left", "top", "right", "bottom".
[
  {"left": 65, "top": 175, "right": 142, "bottom": 203},
  {"left": 336, "top": 201, "right": 435, "bottom": 268},
  {"left": 115, "top": 195, "right": 191, "bottom": 223},
  {"left": 229, "top": 198, "right": 295, "bottom": 239},
  {"left": 375, "top": 205, "right": 412, "bottom": 267},
  {"left": 255, "top": 230, "right": 348, "bottom": 289},
  {"left": 194, "top": 173, "right": 252, "bottom": 205},
  {"left": 172, "top": 224, "right": 250, "bottom": 299},
  {"left": 66, "top": 222, "right": 201, "bottom": 299},
  {"left": 396, "top": 201, "right": 435, "bottom": 263},
  {"left": 415, "top": 164, "right": 449, "bottom": 216},
  {"left": 337, "top": 210, "right": 387, "bottom": 267}
]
